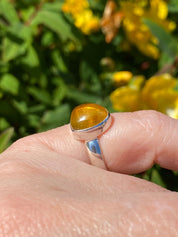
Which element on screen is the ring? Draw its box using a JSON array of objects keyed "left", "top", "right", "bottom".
[{"left": 70, "top": 103, "right": 112, "bottom": 169}]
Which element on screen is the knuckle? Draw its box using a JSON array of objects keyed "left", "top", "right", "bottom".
[
  {"left": 132, "top": 110, "right": 168, "bottom": 136},
  {"left": 10, "top": 136, "right": 35, "bottom": 150},
  {"left": 4, "top": 135, "right": 41, "bottom": 157}
]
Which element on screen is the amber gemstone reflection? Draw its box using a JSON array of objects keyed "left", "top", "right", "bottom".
[{"left": 70, "top": 103, "right": 108, "bottom": 130}]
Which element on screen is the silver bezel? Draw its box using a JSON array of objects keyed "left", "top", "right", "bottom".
[{"left": 71, "top": 113, "right": 111, "bottom": 141}]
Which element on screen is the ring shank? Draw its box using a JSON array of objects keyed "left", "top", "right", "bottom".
[{"left": 86, "top": 139, "right": 107, "bottom": 169}]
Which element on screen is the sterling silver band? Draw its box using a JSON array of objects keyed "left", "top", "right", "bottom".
[
  {"left": 86, "top": 138, "right": 107, "bottom": 169},
  {"left": 72, "top": 114, "right": 111, "bottom": 169}
]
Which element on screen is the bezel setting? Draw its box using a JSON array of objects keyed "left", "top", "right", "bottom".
[{"left": 71, "top": 112, "right": 111, "bottom": 141}]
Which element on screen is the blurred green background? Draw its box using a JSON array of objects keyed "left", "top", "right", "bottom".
[{"left": 0, "top": 0, "right": 178, "bottom": 190}]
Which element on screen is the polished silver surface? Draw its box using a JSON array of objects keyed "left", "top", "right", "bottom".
[
  {"left": 71, "top": 113, "right": 111, "bottom": 141},
  {"left": 86, "top": 138, "right": 101, "bottom": 156},
  {"left": 86, "top": 138, "right": 107, "bottom": 169}
]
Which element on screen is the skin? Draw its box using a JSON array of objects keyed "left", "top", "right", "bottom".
[{"left": 0, "top": 110, "right": 177, "bottom": 237}]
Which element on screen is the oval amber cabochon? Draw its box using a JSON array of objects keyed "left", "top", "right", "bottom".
[{"left": 70, "top": 103, "right": 108, "bottom": 130}]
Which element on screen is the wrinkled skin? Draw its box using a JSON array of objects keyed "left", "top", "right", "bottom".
[{"left": 0, "top": 111, "right": 178, "bottom": 237}]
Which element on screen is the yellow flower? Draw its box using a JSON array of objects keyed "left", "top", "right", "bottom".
[
  {"left": 110, "top": 87, "right": 141, "bottom": 111},
  {"left": 74, "top": 10, "right": 100, "bottom": 34},
  {"left": 62, "top": 0, "right": 89, "bottom": 16},
  {"left": 138, "top": 42, "right": 160, "bottom": 59},
  {"left": 141, "top": 74, "right": 178, "bottom": 114},
  {"left": 130, "top": 75, "right": 145, "bottom": 89},
  {"left": 62, "top": 0, "right": 99, "bottom": 34},
  {"left": 120, "top": 0, "right": 176, "bottom": 59},
  {"left": 150, "top": 0, "right": 168, "bottom": 20},
  {"left": 110, "top": 73, "right": 178, "bottom": 118},
  {"left": 112, "top": 71, "right": 133, "bottom": 86},
  {"left": 166, "top": 99, "right": 178, "bottom": 119}
]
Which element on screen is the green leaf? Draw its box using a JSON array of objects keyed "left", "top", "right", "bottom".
[
  {"left": 41, "top": 31, "right": 54, "bottom": 47},
  {"left": 143, "top": 19, "right": 178, "bottom": 58},
  {"left": 31, "top": 9, "right": 75, "bottom": 41},
  {"left": 20, "top": 6, "right": 35, "bottom": 22},
  {"left": 173, "top": 171, "right": 178, "bottom": 176},
  {"left": 0, "top": 0, "right": 19, "bottom": 25},
  {"left": 12, "top": 100, "right": 28, "bottom": 114},
  {"left": 22, "top": 45, "right": 40, "bottom": 67},
  {"left": 27, "top": 114, "right": 40, "bottom": 128},
  {"left": 0, "top": 127, "right": 14, "bottom": 153},
  {"left": 0, "top": 61, "right": 9, "bottom": 74},
  {"left": 51, "top": 51, "right": 68, "bottom": 73},
  {"left": 2, "top": 23, "right": 32, "bottom": 62},
  {"left": 151, "top": 169, "right": 166, "bottom": 188},
  {"left": 158, "top": 52, "right": 175, "bottom": 69},
  {"left": 42, "top": 2, "right": 64, "bottom": 12},
  {"left": 168, "top": 0, "right": 178, "bottom": 13},
  {"left": 52, "top": 78, "right": 68, "bottom": 106},
  {"left": 28, "top": 105, "right": 45, "bottom": 114},
  {"left": 0, "top": 74, "right": 19, "bottom": 95},
  {"left": 28, "top": 87, "right": 51, "bottom": 105},
  {"left": 0, "top": 118, "right": 10, "bottom": 131},
  {"left": 3, "top": 36, "right": 26, "bottom": 62},
  {"left": 40, "top": 104, "right": 70, "bottom": 131},
  {"left": 67, "top": 90, "right": 102, "bottom": 104},
  {"left": 79, "top": 60, "right": 102, "bottom": 93}
]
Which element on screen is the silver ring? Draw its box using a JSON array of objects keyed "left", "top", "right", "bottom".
[{"left": 70, "top": 103, "right": 112, "bottom": 169}]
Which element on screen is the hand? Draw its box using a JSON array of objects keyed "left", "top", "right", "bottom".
[{"left": 0, "top": 110, "right": 177, "bottom": 237}]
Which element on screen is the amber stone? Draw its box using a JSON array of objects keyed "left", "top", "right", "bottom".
[{"left": 70, "top": 103, "right": 108, "bottom": 130}]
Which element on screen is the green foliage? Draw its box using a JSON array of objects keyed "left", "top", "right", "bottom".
[
  {"left": 0, "top": 127, "right": 14, "bottom": 153},
  {"left": 143, "top": 18, "right": 178, "bottom": 67},
  {"left": 168, "top": 0, "right": 178, "bottom": 13},
  {"left": 0, "top": 0, "right": 178, "bottom": 190}
]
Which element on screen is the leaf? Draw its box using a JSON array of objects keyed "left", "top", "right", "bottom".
[
  {"left": 168, "top": 0, "right": 178, "bottom": 13},
  {"left": 22, "top": 45, "right": 40, "bottom": 67},
  {"left": 2, "top": 23, "right": 32, "bottom": 62},
  {"left": 158, "top": 52, "right": 175, "bottom": 69},
  {"left": 151, "top": 169, "right": 166, "bottom": 188},
  {"left": 67, "top": 90, "right": 102, "bottom": 104},
  {"left": 31, "top": 9, "right": 76, "bottom": 41},
  {"left": 12, "top": 100, "right": 28, "bottom": 114},
  {"left": 0, "top": 74, "right": 19, "bottom": 95},
  {"left": 51, "top": 51, "right": 68, "bottom": 73},
  {"left": 3, "top": 36, "right": 26, "bottom": 62},
  {"left": 42, "top": 2, "right": 64, "bottom": 12},
  {"left": 28, "top": 87, "right": 51, "bottom": 105},
  {"left": 0, "top": 0, "right": 19, "bottom": 25},
  {"left": 27, "top": 114, "right": 40, "bottom": 128},
  {"left": 28, "top": 105, "right": 45, "bottom": 114},
  {"left": 143, "top": 19, "right": 178, "bottom": 58},
  {"left": 0, "top": 118, "right": 10, "bottom": 131},
  {"left": 0, "top": 61, "right": 9, "bottom": 74},
  {"left": 20, "top": 6, "right": 35, "bottom": 22},
  {"left": 52, "top": 78, "right": 68, "bottom": 106},
  {"left": 40, "top": 104, "right": 70, "bottom": 131},
  {"left": 0, "top": 127, "right": 14, "bottom": 153},
  {"left": 41, "top": 31, "right": 54, "bottom": 47},
  {"left": 79, "top": 60, "right": 102, "bottom": 93}
]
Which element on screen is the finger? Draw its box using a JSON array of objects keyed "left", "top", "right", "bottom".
[
  {"left": 0, "top": 139, "right": 166, "bottom": 198},
  {"left": 101, "top": 110, "right": 178, "bottom": 173},
  {"left": 3, "top": 110, "right": 178, "bottom": 174}
]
